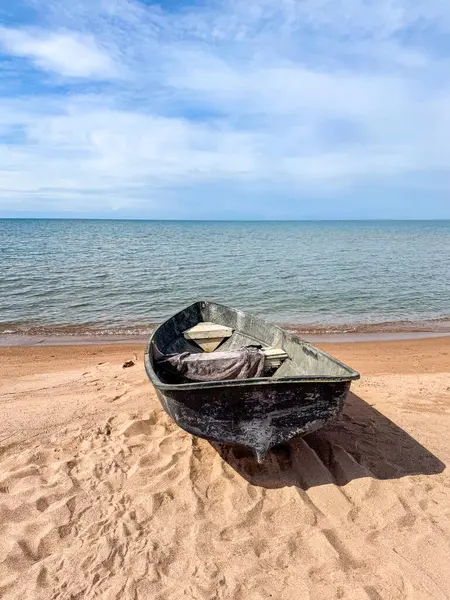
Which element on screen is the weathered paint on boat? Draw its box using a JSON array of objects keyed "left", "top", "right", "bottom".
[{"left": 144, "top": 301, "right": 360, "bottom": 462}]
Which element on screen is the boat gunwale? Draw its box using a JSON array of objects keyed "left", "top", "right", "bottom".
[{"left": 145, "top": 301, "right": 361, "bottom": 392}]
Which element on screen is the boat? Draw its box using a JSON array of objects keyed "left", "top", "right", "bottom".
[{"left": 144, "top": 301, "right": 360, "bottom": 462}]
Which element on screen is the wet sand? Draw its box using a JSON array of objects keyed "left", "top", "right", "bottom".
[{"left": 0, "top": 338, "right": 449, "bottom": 599}]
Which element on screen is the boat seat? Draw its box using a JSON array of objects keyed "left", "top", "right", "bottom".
[
  {"left": 263, "top": 347, "right": 289, "bottom": 369},
  {"left": 183, "top": 322, "right": 233, "bottom": 352}
]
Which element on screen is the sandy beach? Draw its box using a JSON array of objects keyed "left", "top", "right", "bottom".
[{"left": 1, "top": 337, "right": 449, "bottom": 599}]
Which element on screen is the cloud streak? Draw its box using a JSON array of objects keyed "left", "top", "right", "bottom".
[
  {"left": 0, "top": 26, "right": 118, "bottom": 78},
  {"left": 0, "top": 0, "right": 449, "bottom": 218}
]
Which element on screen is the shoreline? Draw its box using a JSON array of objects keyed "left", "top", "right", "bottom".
[
  {"left": 1, "top": 315, "right": 450, "bottom": 347},
  {"left": 1, "top": 329, "right": 450, "bottom": 347}
]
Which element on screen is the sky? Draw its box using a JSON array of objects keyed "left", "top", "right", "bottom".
[{"left": 0, "top": 0, "right": 450, "bottom": 220}]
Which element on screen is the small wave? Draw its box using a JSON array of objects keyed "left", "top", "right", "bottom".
[
  {"left": 0, "top": 321, "right": 157, "bottom": 337},
  {"left": 285, "top": 317, "right": 450, "bottom": 335}
]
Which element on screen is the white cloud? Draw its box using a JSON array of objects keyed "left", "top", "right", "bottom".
[
  {"left": 0, "top": 0, "right": 449, "bottom": 216},
  {"left": 0, "top": 27, "right": 117, "bottom": 78}
]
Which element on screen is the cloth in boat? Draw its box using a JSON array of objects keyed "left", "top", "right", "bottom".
[{"left": 157, "top": 347, "right": 265, "bottom": 382}]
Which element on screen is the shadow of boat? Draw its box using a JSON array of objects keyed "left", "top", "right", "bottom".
[{"left": 210, "top": 392, "right": 446, "bottom": 490}]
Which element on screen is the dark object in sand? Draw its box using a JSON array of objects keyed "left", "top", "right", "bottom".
[
  {"left": 144, "top": 301, "right": 360, "bottom": 462},
  {"left": 122, "top": 360, "right": 135, "bottom": 368}
]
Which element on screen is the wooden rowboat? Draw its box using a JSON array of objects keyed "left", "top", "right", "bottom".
[{"left": 144, "top": 301, "right": 360, "bottom": 462}]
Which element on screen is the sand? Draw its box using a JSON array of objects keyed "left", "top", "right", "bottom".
[{"left": 0, "top": 338, "right": 450, "bottom": 599}]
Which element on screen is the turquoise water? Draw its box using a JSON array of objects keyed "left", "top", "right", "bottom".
[{"left": 1, "top": 219, "right": 449, "bottom": 337}]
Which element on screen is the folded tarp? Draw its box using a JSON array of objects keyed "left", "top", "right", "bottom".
[{"left": 157, "top": 347, "right": 265, "bottom": 382}]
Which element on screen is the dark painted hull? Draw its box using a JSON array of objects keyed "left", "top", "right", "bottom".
[{"left": 145, "top": 301, "right": 359, "bottom": 462}]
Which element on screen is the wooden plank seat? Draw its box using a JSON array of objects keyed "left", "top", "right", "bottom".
[{"left": 183, "top": 322, "right": 233, "bottom": 352}]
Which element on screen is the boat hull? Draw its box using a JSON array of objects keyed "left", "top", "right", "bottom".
[{"left": 153, "top": 379, "right": 350, "bottom": 462}]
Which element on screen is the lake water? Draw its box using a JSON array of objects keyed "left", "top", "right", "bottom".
[{"left": 1, "top": 219, "right": 450, "bottom": 339}]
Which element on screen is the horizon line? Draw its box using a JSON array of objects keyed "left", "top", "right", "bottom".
[{"left": 1, "top": 217, "right": 450, "bottom": 223}]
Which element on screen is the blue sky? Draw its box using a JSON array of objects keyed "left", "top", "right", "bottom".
[{"left": 0, "top": 0, "right": 449, "bottom": 219}]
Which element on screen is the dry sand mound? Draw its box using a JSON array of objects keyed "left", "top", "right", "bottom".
[{"left": 0, "top": 344, "right": 449, "bottom": 599}]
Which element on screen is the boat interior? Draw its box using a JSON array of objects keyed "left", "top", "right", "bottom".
[{"left": 150, "top": 301, "right": 359, "bottom": 384}]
